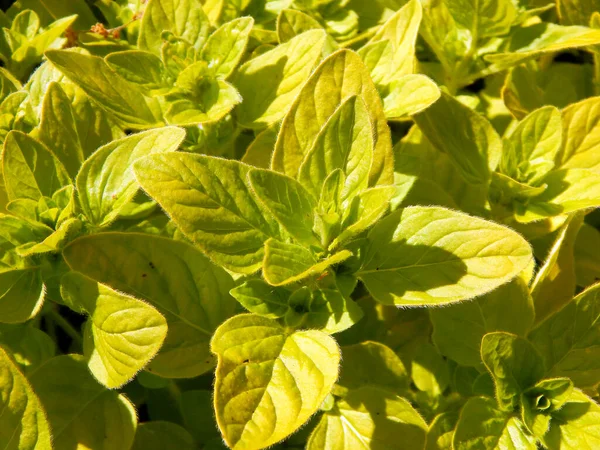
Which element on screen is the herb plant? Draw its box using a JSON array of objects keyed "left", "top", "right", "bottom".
[{"left": 2, "top": 0, "right": 600, "bottom": 449}]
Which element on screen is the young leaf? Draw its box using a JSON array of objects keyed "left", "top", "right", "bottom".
[
  {"left": 382, "top": 74, "right": 440, "bottom": 119},
  {"left": 481, "top": 332, "right": 546, "bottom": 411},
  {"left": 134, "top": 153, "right": 284, "bottom": 274},
  {"left": 77, "top": 127, "right": 186, "bottom": 227},
  {"left": 518, "top": 169, "right": 600, "bottom": 222},
  {"left": 2, "top": 130, "right": 70, "bottom": 201},
  {"left": 331, "top": 185, "right": 396, "bottom": 250},
  {"left": 529, "top": 282, "right": 600, "bottom": 388},
  {"left": 138, "top": 0, "right": 211, "bottom": 54},
  {"left": 63, "top": 233, "right": 236, "bottom": 378},
  {"left": 230, "top": 279, "right": 290, "bottom": 318},
  {"left": 45, "top": 50, "right": 163, "bottom": 128},
  {"left": 235, "top": 29, "right": 326, "bottom": 128},
  {"left": 249, "top": 168, "right": 318, "bottom": 247},
  {"left": 201, "top": 17, "right": 254, "bottom": 79},
  {"left": 285, "top": 287, "right": 363, "bottom": 333},
  {"left": 358, "top": 206, "right": 533, "bottom": 306},
  {"left": 307, "top": 386, "right": 427, "bottom": 450},
  {"left": 431, "top": 278, "right": 535, "bottom": 367},
  {"left": 500, "top": 105, "right": 561, "bottom": 185},
  {"left": 297, "top": 95, "right": 373, "bottom": 204},
  {"left": 414, "top": 91, "right": 502, "bottom": 185},
  {"left": 272, "top": 49, "right": 394, "bottom": 186},
  {"left": 276, "top": 9, "right": 324, "bottom": 43},
  {"left": 360, "top": 0, "right": 422, "bottom": 86},
  {"left": 263, "top": 239, "right": 352, "bottom": 286},
  {"left": 453, "top": 397, "right": 536, "bottom": 450},
  {"left": 0, "top": 345, "right": 52, "bottom": 450},
  {"left": 29, "top": 355, "right": 137, "bottom": 450},
  {"left": 543, "top": 389, "right": 600, "bottom": 449},
  {"left": 211, "top": 314, "right": 340, "bottom": 449},
  {"left": 61, "top": 272, "right": 168, "bottom": 389},
  {"left": 38, "top": 81, "right": 84, "bottom": 178}
]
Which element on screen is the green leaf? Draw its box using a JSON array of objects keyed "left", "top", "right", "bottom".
[
  {"left": 453, "top": 397, "right": 536, "bottom": 449},
  {"left": 382, "top": 74, "right": 440, "bottom": 119},
  {"left": 558, "top": 0, "right": 600, "bottom": 26},
  {"left": 481, "top": 332, "right": 545, "bottom": 411},
  {"left": 61, "top": 272, "right": 168, "bottom": 389},
  {"left": 105, "top": 50, "right": 169, "bottom": 94},
  {"left": 202, "top": 17, "right": 254, "bottom": 79},
  {"left": 0, "top": 345, "right": 52, "bottom": 450},
  {"left": 131, "top": 421, "right": 196, "bottom": 450},
  {"left": 263, "top": 239, "right": 352, "bottom": 286},
  {"left": 134, "top": 153, "right": 284, "bottom": 274},
  {"left": 2, "top": 130, "right": 70, "bottom": 201},
  {"left": 558, "top": 97, "right": 600, "bottom": 172},
  {"left": 38, "top": 81, "right": 84, "bottom": 179},
  {"left": 0, "top": 268, "right": 44, "bottom": 324},
  {"left": 77, "top": 127, "right": 186, "bottom": 227},
  {"left": 486, "top": 23, "right": 600, "bottom": 72},
  {"left": 446, "top": 0, "right": 517, "bottom": 39},
  {"left": 297, "top": 95, "right": 373, "bottom": 204},
  {"left": 273, "top": 49, "right": 394, "bottom": 186},
  {"left": 230, "top": 279, "right": 290, "bottom": 318},
  {"left": 574, "top": 223, "right": 600, "bottom": 287},
  {"left": 249, "top": 168, "right": 318, "bottom": 247},
  {"left": 241, "top": 122, "right": 279, "bottom": 168},
  {"left": 414, "top": 91, "right": 502, "bottom": 185},
  {"left": 521, "top": 377, "right": 573, "bottom": 435},
  {"left": 431, "top": 278, "right": 534, "bottom": 367},
  {"left": 307, "top": 386, "right": 427, "bottom": 450},
  {"left": 165, "top": 62, "right": 242, "bottom": 125},
  {"left": 235, "top": 29, "right": 326, "bottom": 128},
  {"left": 180, "top": 390, "right": 222, "bottom": 443},
  {"left": 426, "top": 412, "right": 459, "bottom": 450},
  {"left": 63, "top": 233, "right": 236, "bottom": 378},
  {"left": 138, "top": 0, "right": 211, "bottom": 54},
  {"left": 543, "top": 389, "right": 600, "bottom": 449},
  {"left": 284, "top": 286, "right": 363, "bottom": 333},
  {"left": 16, "top": 217, "right": 81, "bottom": 257},
  {"left": 360, "top": 0, "right": 422, "bottom": 86},
  {"left": 276, "top": 9, "right": 324, "bottom": 43},
  {"left": 411, "top": 342, "right": 450, "bottom": 396},
  {"left": 529, "top": 282, "right": 600, "bottom": 388},
  {"left": 29, "top": 354, "right": 137, "bottom": 450},
  {"left": 358, "top": 206, "right": 533, "bottom": 306},
  {"left": 500, "top": 105, "right": 561, "bottom": 185},
  {"left": 518, "top": 169, "right": 600, "bottom": 222},
  {"left": 211, "top": 314, "right": 340, "bottom": 449},
  {"left": 45, "top": 50, "right": 163, "bottom": 129},
  {"left": 0, "top": 324, "right": 55, "bottom": 372},
  {"left": 337, "top": 341, "right": 409, "bottom": 394},
  {"left": 330, "top": 186, "right": 396, "bottom": 251},
  {"left": 530, "top": 213, "right": 582, "bottom": 324}
]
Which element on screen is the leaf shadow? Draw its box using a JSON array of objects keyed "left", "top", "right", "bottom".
[
  {"left": 362, "top": 229, "right": 469, "bottom": 306},
  {"left": 235, "top": 55, "right": 288, "bottom": 121}
]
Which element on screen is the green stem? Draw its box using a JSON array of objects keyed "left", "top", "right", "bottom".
[{"left": 47, "top": 308, "right": 83, "bottom": 347}]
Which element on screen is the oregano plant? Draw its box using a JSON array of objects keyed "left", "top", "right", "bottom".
[{"left": 2, "top": 0, "right": 600, "bottom": 449}]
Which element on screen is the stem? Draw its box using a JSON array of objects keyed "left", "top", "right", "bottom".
[{"left": 47, "top": 308, "right": 83, "bottom": 347}]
